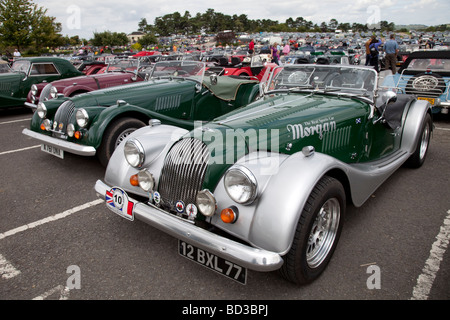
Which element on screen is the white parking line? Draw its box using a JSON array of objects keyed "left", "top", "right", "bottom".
[
  {"left": 411, "top": 209, "right": 450, "bottom": 300},
  {"left": 0, "top": 118, "right": 32, "bottom": 125},
  {"left": 32, "top": 285, "right": 70, "bottom": 300},
  {"left": 0, "top": 253, "right": 21, "bottom": 279},
  {"left": 0, "top": 145, "right": 40, "bottom": 156},
  {"left": 0, "top": 199, "right": 103, "bottom": 241}
]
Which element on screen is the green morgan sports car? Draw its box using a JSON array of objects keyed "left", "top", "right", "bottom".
[
  {"left": 0, "top": 57, "right": 83, "bottom": 109},
  {"left": 95, "top": 64, "right": 433, "bottom": 285},
  {"left": 22, "top": 61, "right": 262, "bottom": 166}
]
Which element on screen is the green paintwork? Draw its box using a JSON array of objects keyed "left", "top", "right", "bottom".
[
  {"left": 0, "top": 57, "right": 83, "bottom": 108},
  {"left": 29, "top": 75, "right": 260, "bottom": 150},
  {"left": 183, "top": 91, "right": 399, "bottom": 193}
]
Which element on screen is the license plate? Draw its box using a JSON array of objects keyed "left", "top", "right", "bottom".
[
  {"left": 418, "top": 97, "right": 435, "bottom": 105},
  {"left": 41, "top": 144, "right": 63, "bottom": 159},
  {"left": 178, "top": 240, "right": 247, "bottom": 285},
  {"left": 105, "top": 187, "right": 135, "bottom": 221}
]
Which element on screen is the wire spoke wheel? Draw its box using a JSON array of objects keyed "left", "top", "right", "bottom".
[{"left": 306, "top": 198, "right": 341, "bottom": 269}]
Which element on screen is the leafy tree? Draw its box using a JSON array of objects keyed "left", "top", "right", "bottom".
[
  {"left": 139, "top": 33, "right": 158, "bottom": 47},
  {"left": 0, "top": 0, "right": 61, "bottom": 51},
  {"left": 91, "top": 31, "right": 128, "bottom": 47}
]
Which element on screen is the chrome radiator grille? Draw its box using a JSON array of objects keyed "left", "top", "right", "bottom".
[
  {"left": 53, "top": 100, "right": 75, "bottom": 136},
  {"left": 39, "top": 83, "right": 53, "bottom": 102},
  {"left": 158, "top": 138, "right": 209, "bottom": 211}
]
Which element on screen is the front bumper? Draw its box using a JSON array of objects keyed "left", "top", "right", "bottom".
[
  {"left": 22, "top": 128, "right": 96, "bottom": 156},
  {"left": 94, "top": 179, "right": 284, "bottom": 272}
]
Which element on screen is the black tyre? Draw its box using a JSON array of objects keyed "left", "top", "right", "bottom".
[
  {"left": 97, "top": 117, "right": 145, "bottom": 167},
  {"left": 405, "top": 113, "right": 432, "bottom": 168},
  {"left": 279, "top": 176, "right": 345, "bottom": 285}
]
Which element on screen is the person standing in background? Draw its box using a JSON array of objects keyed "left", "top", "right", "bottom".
[
  {"left": 248, "top": 39, "right": 255, "bottom": 55},
  {"left": 384, "top": 34, "right": 399, "bottom": 74}
]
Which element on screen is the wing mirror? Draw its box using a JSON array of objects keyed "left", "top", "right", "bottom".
[
  {"left": 374, "top": 91, "right": 398, "bottom": 124},
  {"left": 383, "top": 90, "right": 397, "bottom": 105}
]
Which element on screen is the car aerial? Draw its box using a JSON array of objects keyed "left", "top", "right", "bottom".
[
  {"left": 382, "top": 50, "right": 450, "bottom": 115},
  {"left": 0, "top": 57, "right": 84, "bottom": 109},
  {"left": 22, "top": 60, "right": 262, "bottom": 166},
  {"left": 206, "top": 54, "right": 277, "bottom": 81},
  {"left": 26, "top": 58, "right": 148, "bottom": 107},
  {"left": 94, "top": 64, "right": 432, "bottom": 285}
]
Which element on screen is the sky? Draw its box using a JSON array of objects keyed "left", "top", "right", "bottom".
[{"left": 33, "top": 0, "right": 450, "bottom": 39}]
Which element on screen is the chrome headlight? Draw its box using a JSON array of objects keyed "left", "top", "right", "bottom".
[
  {"left": 31, "top": 84, "right": 38, "bottom": 97},
  {"left": 50, "top": 86, "right": 58, "bottom": 99},
  {"left": 67, "top": 123, "right": 75, "bottom": 137},
  {"left": 224, "top": 166, "right": 258, "bottom": 205},
  {"left": 75, "top": 108, "right": 89, "bottom": 128},
  {"left": 36, "top": 102, "right": 47, "bottom": 119},
  {"left": 124, "top": 139, "right": 145, "bottom": 168},
  {"left": 137, "top": 169, "right": 155, "bottom": 191},
  {"left": 196, "top": 189, "right": 216, "bottom": 217}
]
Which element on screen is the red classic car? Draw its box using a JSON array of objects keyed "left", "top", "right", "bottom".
[
  {"left": 207, "top": 54, "right": 277, "bottom": 81},
  {"left": 26, "top": 59, "right": 148, "bottom": 107}
]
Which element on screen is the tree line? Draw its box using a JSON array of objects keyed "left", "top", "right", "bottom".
[
  {"left": 139, "top": 9, "right": 399, "bottom": 36},
  {"left": 1, "top": 1, "right": 449, "bottom": 53}
]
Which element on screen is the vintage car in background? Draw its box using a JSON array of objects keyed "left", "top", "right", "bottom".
[
  {"left": 207, "top": 54, "right": 277, "bottom": 81},
  {"left": 26, "top": 59, "right": 148, "bottom": 107},
  {"left": 0, "top": 59, "right": 10, "bottom": 73},
  {"left": 94, "top": 64, "right": 432, "bottom": 285},
  {"left": 312, "top": 51, "right": 350, "bottom": 65},
  {"left": 0, "top": 57, "right": 83, "bottom": 109},
  {"left": 382, "top": 50, "right": 450, "bottom": 114},
  {"left": 22, "top": 61, "right": 261, "bottom": 166}
]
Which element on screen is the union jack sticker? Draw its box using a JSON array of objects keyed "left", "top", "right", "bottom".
[{"left": 106, "top": 187, "right": 135, "bottom": 221}]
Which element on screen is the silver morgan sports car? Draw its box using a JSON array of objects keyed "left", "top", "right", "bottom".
[{"left": 95, "top": 64, "right": 433, "bottom": 285}]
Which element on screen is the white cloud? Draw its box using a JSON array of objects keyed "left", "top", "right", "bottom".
[{"left": 32, "top": 0, "right": 450, "bottom": 39}]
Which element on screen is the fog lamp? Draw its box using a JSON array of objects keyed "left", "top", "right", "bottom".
[
  {"left": 137, "top": 169, "right": 155, "bottom": 192},
  {"left": 196, "top": 189, "right": 216, "bottom": 217},
  {"left": 40, "top": 119, "right": 51, "bottom": 131},
  {"left": 67, "top": 123, "right": 75, "bottom": 137}
]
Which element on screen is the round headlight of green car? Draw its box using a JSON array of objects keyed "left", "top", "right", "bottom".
[
  {"left": 224, "top": 167, "right": 258, "bottom": 205},
  {"left": 124, "top": 139, "right": 145, "bottom": 168},
  {"left": 36, "top": 102, "right": 47, "bottom": 119},
  {"left": 75, "top": 109, "right": 89, "bottom": 128}
]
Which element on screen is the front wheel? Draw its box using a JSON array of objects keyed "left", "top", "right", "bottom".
[
  {"left": 405, "top": 113, "right": 432, "bottom": 168},
  {"left": 279, "top": 176, "right": 345, "bottom": 285},
  {"left": 97, "top": 117, "right": 145, "bottom": 167}
]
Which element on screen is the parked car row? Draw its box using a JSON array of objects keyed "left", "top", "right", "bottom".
[{"left": 0, "top": 51, "right": 439, "bottom": 286}]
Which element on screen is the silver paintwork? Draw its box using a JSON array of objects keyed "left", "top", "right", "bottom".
[{"left": 96, "top": 94, "right": 432, "bottom": 269}]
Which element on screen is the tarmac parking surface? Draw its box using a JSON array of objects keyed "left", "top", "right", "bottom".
[{"left": 0, "top": 106, "right": 449, "bottom": 304}]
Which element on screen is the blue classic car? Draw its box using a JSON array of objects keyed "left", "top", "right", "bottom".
[{"left": 383, "top": 50, "right": 450, "bottom": 114}]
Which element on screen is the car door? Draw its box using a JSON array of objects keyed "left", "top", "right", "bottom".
[{"left": 22, "top": 62, "right": 62, "bottom": 96}]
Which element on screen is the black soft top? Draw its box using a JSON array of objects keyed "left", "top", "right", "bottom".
[{"left": 399, "top": 50, "right": 450, "bottom": 74}]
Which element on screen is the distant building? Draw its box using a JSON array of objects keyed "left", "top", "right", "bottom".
[{"left": 127, "top": 31, "right": 145, "bottom": 44}]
